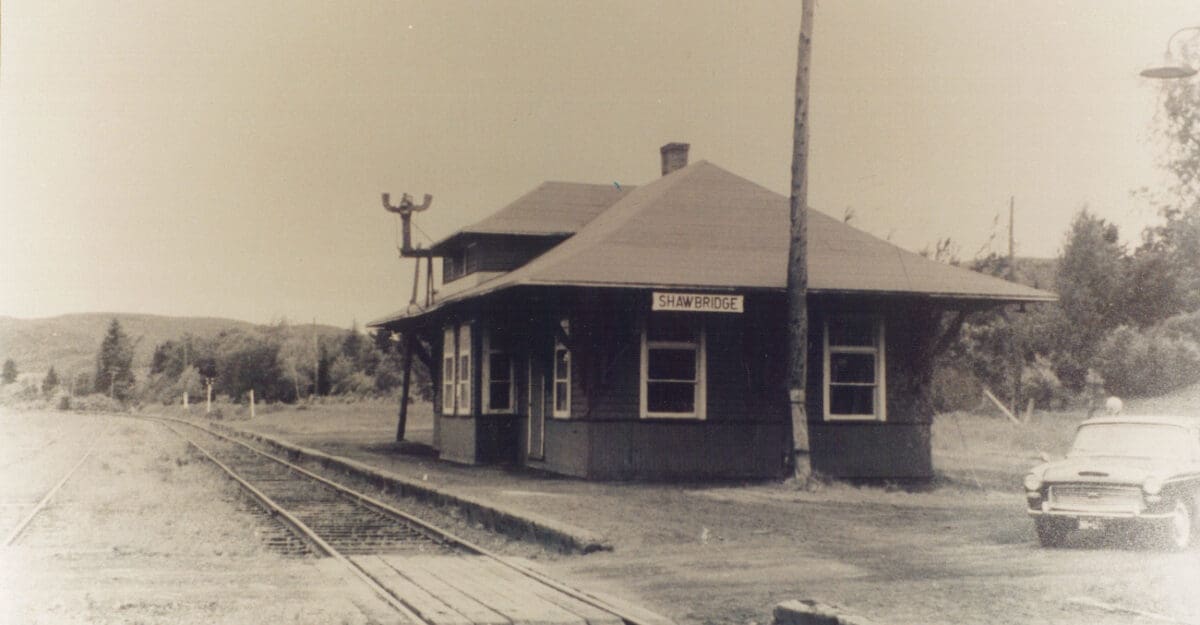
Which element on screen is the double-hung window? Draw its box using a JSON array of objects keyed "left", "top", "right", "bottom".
[
  {"left": 483, "top": 327, "right": 513, "bottom": 413},
  {"left": 823, "top": 316, "right": 886, "bottom": 421},
  {"left": 640, "top": 314, "right": 706, "bottom": 419},
  {"left": 442, "top": 323, "right": 473, "bottom": 415},
  {"left": 552, "top": 320, "right": 570, "bottom": 418},
  {"left": 456, "top": 324, "right": 472, "bottom": 415},
  {"left": 442, "top": 328, "right": 456, "bottom": 414}
]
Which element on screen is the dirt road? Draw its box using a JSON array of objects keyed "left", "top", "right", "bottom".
[
  {"left": 0, "top": 411, "right": 394, "bottom": 625},
  {"left": 235, "top": 402, "right": 1200, "bottom": 625},
  {"left": 531, "top": 483, "right": 1200, "bottom": 625},
  {"left": 8, "top": 407, "right": 1200, "bottom": 625}
]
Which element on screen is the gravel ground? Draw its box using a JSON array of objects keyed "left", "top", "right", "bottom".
[
  {"left": 20, "top": 402, "right": 1200, "bottom": 625},
  {"left": 0, "top": 411, "right": 397, "bottom": 625},
  {"left": 224, "top": 400, "right": 1200, "bottom": 625}
]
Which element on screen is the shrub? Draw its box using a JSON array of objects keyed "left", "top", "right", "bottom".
[
  {"left": 71, "top": 393, "right": 125, "bottom": 413},
  {"left": 14, "top": 383, "right": 40, "bottom": 402},
  {"left": 1095, "top": 325, "right": 1200, "bottom": 396},
  {"left": 1160, "top": 309, "right": 1200, "bottom": 343},
  {"left": 1020, "top": 355, "right": 1070, "bottom": 410},
  {"left": 930, "top": 364, "right": 983, "bottom": 414}
]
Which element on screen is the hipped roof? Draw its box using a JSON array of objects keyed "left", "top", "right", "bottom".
[
  {"left": 428, "top": 181, "right": 632, "bottom": 253},
  {"left": 373, "top": 161, "right": 1054, "bottom": 327}
]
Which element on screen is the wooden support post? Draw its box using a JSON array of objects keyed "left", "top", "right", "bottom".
[
  {"left": 410, "top": 336, "right": 434, "bottom": 373},
  {"left": 983, "top": 387, "right": 1021, "bottom": 426},
  {"left": 410, "top": 256, "right": 421, "bottom": 306},
  {"left": 249, "top": 389, "right": 255, "bottom": 419},
  {"left": 787, "top": 0, "right": 816, "bottom": 483},
  {"left": 206, "top": 379, "right": 212, "bottom": 414},
  {"left": 183, "top": 392, "right": 188, "bottom": 408},
  {"left": 397, "top": 334, "right": 415, "bottom": 442},
  {"left": 426, "top": 253, "right": 434, "bottom": 306}
]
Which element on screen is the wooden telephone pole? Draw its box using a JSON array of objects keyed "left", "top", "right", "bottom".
[
  {"left": 1009, "top": 196, "right": 1022, "bottom": 418},
  {"left": 787, "top": 0, "right": 816, "bottom": 482}
]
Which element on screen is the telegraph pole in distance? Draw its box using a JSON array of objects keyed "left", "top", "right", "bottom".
[
  {"left": 1009, "top": 196, "right": 1021, "bottom": 417},
  {"left": 787, "top": 0, "right": 815, "bottom": 483}
]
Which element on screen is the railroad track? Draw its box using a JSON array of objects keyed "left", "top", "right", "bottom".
[
  {"left": 149, "top": 416, "right": 659, "bottom": 625},
  {"left": 3, "top": 428, "right": 107, "bottom": 547}
]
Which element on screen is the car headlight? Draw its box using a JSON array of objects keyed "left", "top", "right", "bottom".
[
  {"left": 1144, "top": 476, "right": 1164, "bottom": 495},
  {"left": 1023, "top": 473, "right": 1043, "bottom": 492}
]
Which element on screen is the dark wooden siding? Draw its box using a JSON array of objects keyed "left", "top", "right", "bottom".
[
  {"left": 583, "top": 421, "right": 789, "bottom": 480},
  {"left": 540, "top": 289, "right": 790, "bottom": 479},
  {"left": 542, "top": 419, "right": 591, "bottom": 477},
  {"left": 477, "top": 235, "right": 562, "bottom": 272},
  {"left": 564, "top": 290, "right": 788, "bottom": 425},
  {"left": 438, "top": 415, "right": 477, "bottom": 464},
  {"left": 441, "top": 234, "right": 565, "bottom": 284},
  {"left": 424, "top": 287, "right": 938, "bottom": 480},
  {"left": 807, "top": 295, "right": 938, "bottom": 479}
]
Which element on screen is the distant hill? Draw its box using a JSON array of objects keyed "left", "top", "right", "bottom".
[{"left": 0, "top": 313, "right": 344, "bottom": 381}]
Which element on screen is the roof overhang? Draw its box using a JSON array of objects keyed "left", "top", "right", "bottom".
[
  {"left": 368, "top": 280, "right": 1057, "bottom": 330},
  {"left": 427, "top": 230, "right": 575, "bottom": 255}
]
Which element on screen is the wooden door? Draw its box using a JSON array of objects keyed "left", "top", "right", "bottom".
[{"left": 527, "top": 353, "right": 546, "bottom": 460}]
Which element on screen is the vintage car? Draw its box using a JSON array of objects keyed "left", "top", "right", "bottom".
[{"left": 1024, "top": 415, "right": 1200, "bottom": 549}]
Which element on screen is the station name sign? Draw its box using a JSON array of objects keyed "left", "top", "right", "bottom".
[{"left": 652, "top": 292, "right": 744, "bottom": 313}]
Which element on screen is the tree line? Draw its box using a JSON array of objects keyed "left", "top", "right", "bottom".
[
  {"left": 2, "top": 319, "right": 431, "bottom": 407},
  {"left": 933, "top": 43, "right": 1200, "bottom": 410},
  {"left": 140, "top": 320, "right": 432, "bottom": 405}
]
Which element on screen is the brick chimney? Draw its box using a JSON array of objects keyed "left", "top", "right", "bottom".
[{"left": 660, "top": 142, "right": 690, "bottom": 176}]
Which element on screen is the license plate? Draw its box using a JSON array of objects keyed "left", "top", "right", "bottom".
[{"left": 1077, "top": 518, "right": 1103, "bottom": 531}]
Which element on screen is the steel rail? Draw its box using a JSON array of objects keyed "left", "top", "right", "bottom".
[
  {"left": 4, "top": 427, "right": 108, "bottom": 547},
  {"left": 151, "top": 415, "right": 653, "bottom": 625},
  {"left": 152, "top": 419, "right": 430, "bottom": 625}
]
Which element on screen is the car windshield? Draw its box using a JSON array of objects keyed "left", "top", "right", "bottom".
[{"left": 1068, "top": 423, "right": 1193, "bottom": 460}]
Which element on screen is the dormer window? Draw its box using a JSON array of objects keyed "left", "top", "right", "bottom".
[{"left": 442, "top": 244, "right": 477, "bottom": 283}]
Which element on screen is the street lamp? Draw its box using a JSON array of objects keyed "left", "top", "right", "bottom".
[{"left": 1141, "top": 26, "right": 1200, "bottom": 79}]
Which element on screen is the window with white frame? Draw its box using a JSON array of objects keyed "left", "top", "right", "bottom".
[
  {"left": 823, "top": 316, "right": 886, "bottom": 421},
  {"left": 552, "top": 320, "right": 570, "bottom": 418},
  {"left": 483, "top": 327, "right": 513, "bottom": 413},
  {"left": 442, "top": 327, "right": 455, "bottom": 414},
  {"left": 456, "top": 324, "right": 472, "bottom": 415},
  {"left": 640, "top": 314, "right": 706, "bottom": 419}
]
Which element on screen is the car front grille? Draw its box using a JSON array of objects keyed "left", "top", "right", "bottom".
[{"left": 1047, "top": 485, "right": 1144, "bottom": 513}]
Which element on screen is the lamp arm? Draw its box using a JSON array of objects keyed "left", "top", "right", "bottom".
[{"left": 1165, "top": 26, "right": 1200, "bottom": 56}]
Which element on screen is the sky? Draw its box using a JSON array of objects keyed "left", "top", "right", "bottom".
[{"left": 2, "top": 1, "right": 1198, "bottom": 326}]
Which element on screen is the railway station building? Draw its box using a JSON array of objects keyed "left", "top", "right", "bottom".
[{"left": 370, "top": 143, "right": 1054, "bottom": 481}]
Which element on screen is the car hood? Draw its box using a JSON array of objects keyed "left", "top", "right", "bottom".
[{"left": 1039, "top": 456, "right": 1176, "bottom": 486}]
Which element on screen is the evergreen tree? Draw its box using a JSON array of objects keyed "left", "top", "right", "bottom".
[
  {"left": 72, "top": 371, "right": 91, "bottom": 396},
  {"left": 94, "top": 319, "right": 136, "bottom": 400},
  {"left": 1, "top": 359, "right": 16, "bottom": 384},
  {"left": 42, "top": 366, "right": 60, "bottom": 395},
  {"left": 1054, "top": 209, "right": 1129, "bottom": 386}
]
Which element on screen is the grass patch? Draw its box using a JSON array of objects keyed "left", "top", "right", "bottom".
[{"left": 934, "top": 382, "right": 1200, "bottom": 490}]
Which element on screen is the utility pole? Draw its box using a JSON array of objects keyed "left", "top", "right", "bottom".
[
  {"left": 312, "top": 318, "right": 318, "bottom": 399},
  {"left": 1009, "top": 196, "right": 1021, "bottom": 417},
  {"left": 787, "top": 0, "right": 816, "bottom": 483}
]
